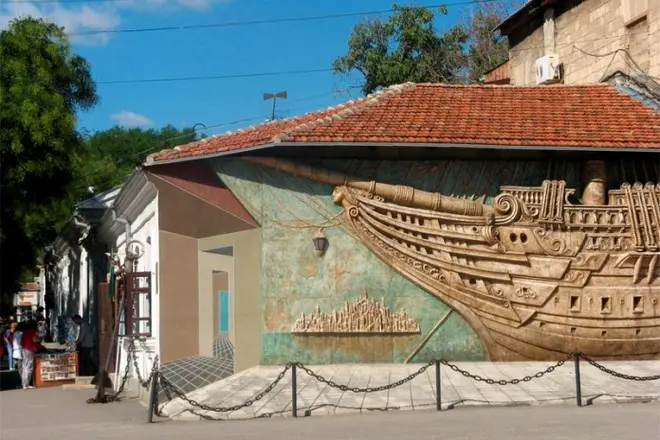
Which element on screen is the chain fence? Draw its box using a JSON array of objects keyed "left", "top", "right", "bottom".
[
  {"left": 579, "top": 354, "right": 660, "bottom": 381},
  {"left": 84, "top": 344, "right": 660, "bottom": 422}
]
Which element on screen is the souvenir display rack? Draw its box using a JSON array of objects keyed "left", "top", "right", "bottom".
[{"left": 34, "top": 351, "right": 78, "bottom": 388}]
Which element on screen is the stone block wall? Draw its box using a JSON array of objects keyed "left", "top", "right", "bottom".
[{"left": 508, "top": 0, "right": 660, "bottom": 85}]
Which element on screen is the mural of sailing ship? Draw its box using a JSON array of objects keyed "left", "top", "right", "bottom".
[{"left": 245, "top": 157, "right": 660, "bottom": 361}]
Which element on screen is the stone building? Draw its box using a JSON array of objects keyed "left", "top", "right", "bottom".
[{"left": 485, "top": 0, "right": 660, "bottom": 88}]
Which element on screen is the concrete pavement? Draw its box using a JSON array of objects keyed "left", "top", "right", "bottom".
[
  {"left": 1, "top": 387, "right": 659, "bottom": 440},
  {"left": 161, "top": 360, "right": 660, "bottom": 420}
]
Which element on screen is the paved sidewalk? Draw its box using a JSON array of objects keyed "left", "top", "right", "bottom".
[
  {"left": 3, "top": 388, "right": 659, "bottom": 440},
  {"left": 161, "top": 360, "right": 660, "bottom": 420}
]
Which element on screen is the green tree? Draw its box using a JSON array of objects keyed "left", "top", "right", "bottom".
[
  {"left": 333, "top": 5, "right": 468, "bottom": 95},
  {"left": 334, "top": 3, "right": 519, "bottom": 94},
  {"left": 464, "top": 5, "right": 512, "bottom": 82},
  {"left": 75, "top": 124, "right": 199, "bottom": 196},
  {"left": 0, "top": 17, "right": 98, "bottom": 303}
]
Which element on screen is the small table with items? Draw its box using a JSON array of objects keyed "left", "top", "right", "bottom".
[{"left": 33, "top": 350, "right": 78, "bottom": 388}]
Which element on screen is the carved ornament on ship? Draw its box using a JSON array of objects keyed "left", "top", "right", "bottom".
[{"left": 244, "top": 157, "right": 660, "bottom": 361}]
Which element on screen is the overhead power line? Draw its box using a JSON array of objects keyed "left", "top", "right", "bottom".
[
  {"left": 73, "top": 87, "right": 348, "bottom": 190},
  {"left": 37, "top": 0, "right": 503, "bottom": 36},
  {"left": 96, "top": 31, "right": 649, "bottom": 86},
  {"left": 98, "top": 68, "right": 333, "bottom": 85}
]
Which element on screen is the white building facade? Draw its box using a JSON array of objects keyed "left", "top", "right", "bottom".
[{"left": 97, "top": 171, "right": 160, "bottom": 396}]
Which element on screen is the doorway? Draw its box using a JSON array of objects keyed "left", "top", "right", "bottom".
[{"left": 218, "top": 290, "right": 229, "bottom": 334}]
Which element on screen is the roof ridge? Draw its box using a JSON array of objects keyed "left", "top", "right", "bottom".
[
  {"left": 413, "top": 82, "right": 613, "bottom": 89},
  {"left": 271, "top": 82, "right": 417, "bottom": 143}
]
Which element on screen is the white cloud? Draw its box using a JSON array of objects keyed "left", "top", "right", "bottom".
[
  {"left": 110, "top": 110, "right": 154, "bottom": 127},
  {"left": 0, "top": 3, "right": 121, "bottom": 46},
  {"left": 130, "top": 0, "right": 231, "bottom": 11},
  {"left": 0, "top": 0, "right": 233, "bottom": 46}
]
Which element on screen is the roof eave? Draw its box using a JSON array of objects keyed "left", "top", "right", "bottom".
[
  {"left": 144, "top": 141, "right": 660, "bottom": 167},
  {"left": 143, "top": 143, "right": 280, "bottom": 167},
  {"left": 495, "top": 0, "right": 543, "bottom": 34}
]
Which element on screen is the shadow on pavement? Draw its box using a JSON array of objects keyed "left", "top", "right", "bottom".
[{"left": 0, "top": 370, "right": 21, "bottom": 391}]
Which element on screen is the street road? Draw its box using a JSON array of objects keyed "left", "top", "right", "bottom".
[{"left": 1, "top": 387, "right": 658, "bottom": 440}]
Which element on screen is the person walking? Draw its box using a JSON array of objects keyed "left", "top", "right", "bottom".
[
  {"left": 3, "top": 321, "right": 17, "bottom": 370},
  {"left": 12, "top": 322, "right": 24, "bottom": 372},
  {"left": 72, "top": 314, "right": 97, "bottom": 376},
  {"left": 21, "top": 320, "right": 40, "bottom": 389}
]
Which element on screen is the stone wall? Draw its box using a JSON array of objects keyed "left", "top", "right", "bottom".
[
  {"left": 210, "top": 157, "right": 601, "bottom": 364},
  {"left": 508, "top": 0, "right": 660, "bottom": 85}
]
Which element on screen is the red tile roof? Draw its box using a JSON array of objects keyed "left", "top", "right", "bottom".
[{"left": 146, "top": 83, "right": 660, "bottom": 164}]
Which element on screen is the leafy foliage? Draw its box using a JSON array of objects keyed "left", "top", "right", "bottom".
[
  {"left": 334, "top": 3, "right": 516, "bottom": 94},
  {"left": 75, "top": 125, "right": 199, "bottom": 196},
  {"left": 466, "top": 9, "right": 510, "bottom": 82},
  {"left": 0, "top": 17, "right": 198, "bottom": 307},
  {"left": 0, "top": 17, "right": 98, "bottom": 303}
]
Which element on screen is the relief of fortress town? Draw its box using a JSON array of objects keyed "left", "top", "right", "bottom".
[{"left": 214, "top": 156, "right": 659, "bottom": 364}]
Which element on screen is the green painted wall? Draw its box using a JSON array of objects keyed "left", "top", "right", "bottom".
[{"left": 210, "top": 157, "right": 588, "bottom": 364}]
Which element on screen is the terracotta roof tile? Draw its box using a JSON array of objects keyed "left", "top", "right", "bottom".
[{"left": 146, "top": 83, "right": 660, "bottom": 164}]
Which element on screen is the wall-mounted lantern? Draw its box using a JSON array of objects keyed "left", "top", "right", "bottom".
[{"left": 312, "top": 229, "right": 329, "bottom": 257}]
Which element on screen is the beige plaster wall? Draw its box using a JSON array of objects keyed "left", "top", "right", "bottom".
[
  {"left": 508, "top": 0, "right": 660, "bottom": 85},
  {"left": 198, "top": 229, "right": 261, "bottom": 372},
  {"left": 159, "top": 230, "right": 199, "bottom": 362}
]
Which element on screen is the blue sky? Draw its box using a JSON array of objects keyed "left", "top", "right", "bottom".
[{"left": 1, "top": 0, "right": 470, "bottom": 136}]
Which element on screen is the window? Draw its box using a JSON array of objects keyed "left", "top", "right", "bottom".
[
  {"left": 622, "top": 0, "right": 648, "bottom": 26},
  {"left": 119, "top": 271, "right": 152, "bottom": 337},
  {"left": 600, "top": 296, "right": 612, "bottom": 314}
]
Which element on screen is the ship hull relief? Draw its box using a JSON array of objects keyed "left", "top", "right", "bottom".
[{"left": 245, "top": 157, "right": 660, "bottom": 361}]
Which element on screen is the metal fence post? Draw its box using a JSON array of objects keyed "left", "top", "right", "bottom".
[
  {"left": 435, "top": 361, "right": 442, "bottom": 411},
  {"left": 291, "top": 364, "right": 298, "bottom": 418},
  {"left": 147, "top": 374, "right": 159, "bottom": 423},
  {"left": 574, "top": 353, "right": 582, "bottom": 407}
]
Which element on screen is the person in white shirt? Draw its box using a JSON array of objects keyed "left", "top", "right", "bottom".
[
  {"left": 72, "top": 314, "right": 97, "bottom": 376},
  {"left": 12, "top": 323, "right": 23, "bottom": 372}
]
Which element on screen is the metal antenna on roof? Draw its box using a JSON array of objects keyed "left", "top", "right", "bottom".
[{"left": 263, "top": 91, "right": 287, "bottom": 121}]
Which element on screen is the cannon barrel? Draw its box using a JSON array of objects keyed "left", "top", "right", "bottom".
[{"left": 242, "top": 157, "right": 493, "bottom": 217}]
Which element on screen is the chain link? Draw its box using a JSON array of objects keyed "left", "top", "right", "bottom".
[
  {"left": 295, "top": 361, "right": 435, "bottom": 393},
  {"left": 579, "top": 354, "right": 660, "bottom": 381},
  {"left": 90, "top": 348, "right": 658, "bottom": 414},
  {"left": 130, "top": 338, "right": 159, "bottom": 388},
  {"left": 438, "top": 353, "right": 572, "bottom": 385},
  {"left": 156, "top": 364, "right": 292, "bottom": 413},
  {"left": 87, "top": 337, "right": 158, "bottom": 404}
]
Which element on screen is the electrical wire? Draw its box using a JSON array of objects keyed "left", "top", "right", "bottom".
[
  {"left": 94, "top": 31, "right": 648, "bottom": 86},
  {"left": 71, "top": 87, "right": 348, "bottom": 192},
  {"left": 97, "top": 29, "right": 648, "bottom": 85},
  {"left": 34, "top": 0, "right": 506, "bottom": 36},
  {"left": 73, "top": 115, "right": 266, "bottom": 192},
  {"left": 98, "top": 68, "right": 333, "bottom": 85},
  {"left": 572, "top": 45, "right": 660, "bottom": 94}
]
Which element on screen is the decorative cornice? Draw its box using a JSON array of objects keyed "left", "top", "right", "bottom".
[{"left": 98, "top": 170, "right": 158, "bottom": 244}]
